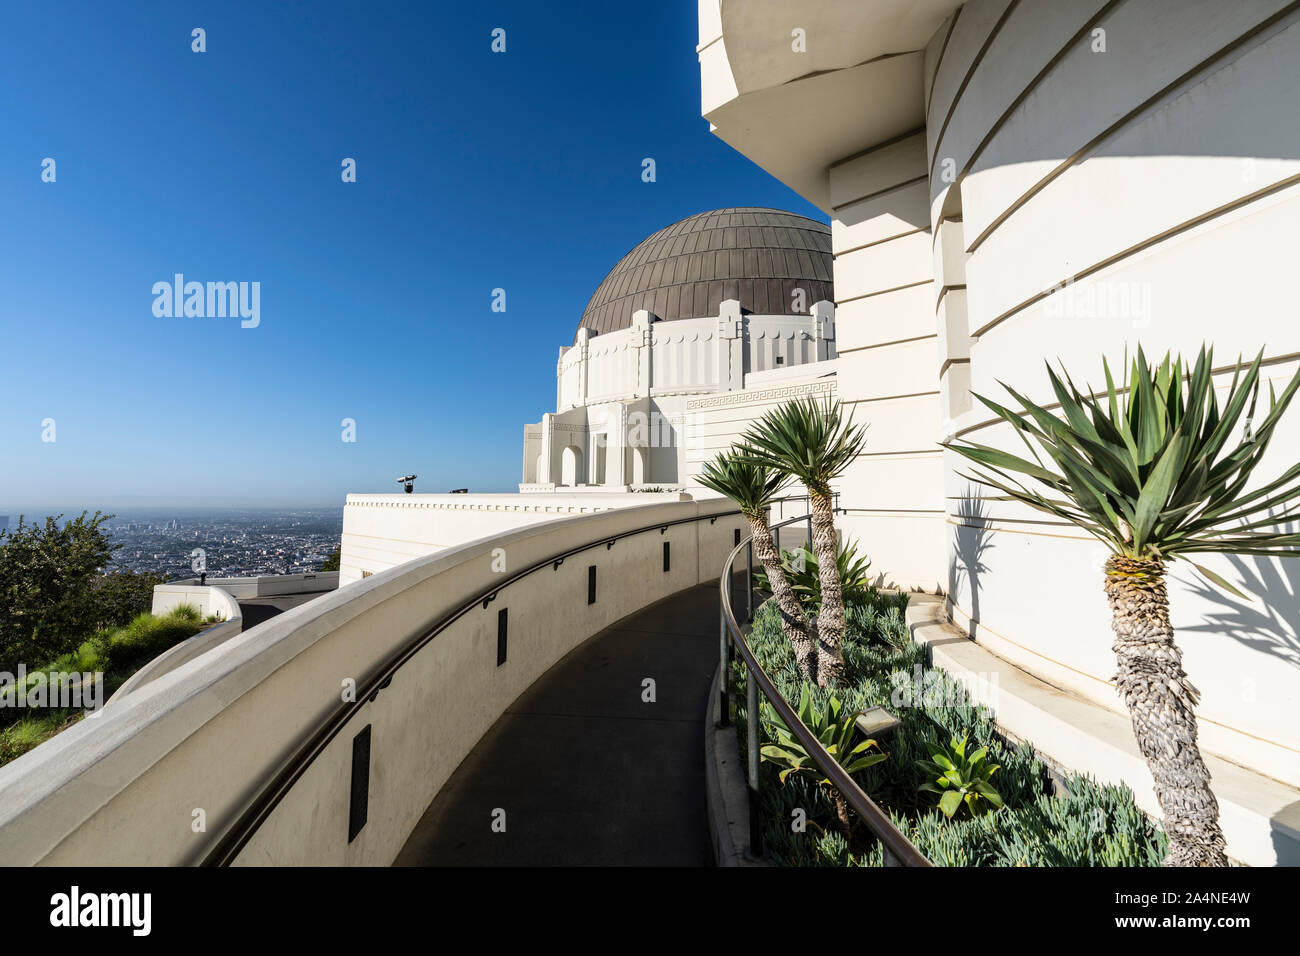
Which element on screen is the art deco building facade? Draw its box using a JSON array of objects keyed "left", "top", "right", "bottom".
[
  {"left": 521, "top": 207, "right": 838, "bottom": 492},
  {"left": 698, "top": 0, "right": 1300, "bottom": 861}
]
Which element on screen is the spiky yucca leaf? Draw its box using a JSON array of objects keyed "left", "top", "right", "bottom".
[
  {"left": 753, "top": 538, "right": 873, "bottom": 610},
  {"left": 741, "top": 397, "right": 868, "bottom": 494},
  {"left": 696, "top": 449, "right": 790, "bottom": 517},
  {"left": 945, "top": 346, "right": 1300, "bottom": 579}
]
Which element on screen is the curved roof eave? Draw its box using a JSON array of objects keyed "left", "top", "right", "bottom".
[{"left": 699, "top": 0, "right": 961, "bottom": 210}]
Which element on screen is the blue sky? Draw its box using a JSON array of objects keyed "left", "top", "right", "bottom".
[{"left": 0, "top": 1, "right": 824, "bottom": 510}]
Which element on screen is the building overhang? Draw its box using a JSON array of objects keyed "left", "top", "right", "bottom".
[{"left": 698, "top": 0, "right": 961, "bottom": 211}]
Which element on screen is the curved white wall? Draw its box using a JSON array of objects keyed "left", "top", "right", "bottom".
[
  {"left": 926, "top": 0, "right": 1300, "bottom": 788},
  {"left": 340, "top": 492, "right": 687, "bottom": 584},
  {"left": 700, "top": 0, "right": 1300, "bottom": 797},
  {"left": 111, "top": 585, "right": 245, "bottom": 703},
  {"left": 0, "top": 500, "right": 748, "bottom": 865},
  {"left": 557, "top": 311, "right": 834, "bottom": 412}
]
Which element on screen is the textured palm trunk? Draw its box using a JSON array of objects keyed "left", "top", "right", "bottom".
[
  {"left": 1104, "top": 555, "right": 1228, "bottom": 867},
  {"left": 830, "top": 789, "right": 853, "bottom": 841},
  {"left": 809, "top": 489, "right": 845, "bottom": 686},
  {"left": 748, "top": 514, "right": 817, "bottom": 682}
]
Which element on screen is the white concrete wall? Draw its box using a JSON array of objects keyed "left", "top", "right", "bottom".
[
  {"left": 557, "top": 311, "right": 834, "bottom": 413},
  {"left": 829, "top": 131, "right": 948, "bottom": 590},
  {"left": 683, "top": 372, "right": 837, "bottom": 497},
  {"left": 118, "top": 585, "right": 244, "bottom": 704},
  {"left": 0, "top": 499, "right": 749, "bottom": 865},
  {"left": 340, "top": 492, "right": 687, "bottom": 585},
  {"left": 150, "top": 583, "right": 239, "bottom": 620},
  {"left": 699, "top": 0, "right": 1300, "bottom": 792},
  {"left": 928, "top": 0, "right": 1300, "bottom": 788},
  {"left": 164, "top": 572, "right": 339, "bottom": 600}
]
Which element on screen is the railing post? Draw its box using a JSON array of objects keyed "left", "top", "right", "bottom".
[
  {"left": 806, "top": 512, "right": 813, "bottom": 551},
  {"left": 718, "top": 604, "right": 730, "bottom": 727},
  {"left": 745, "top": 540, "right": 753, "bottom": 623},
  {"left": 746, "top": 662, "right": 763, "bottom": 858}
]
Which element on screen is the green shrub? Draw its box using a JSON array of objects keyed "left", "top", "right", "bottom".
[
  {"left": 89, "top": 569, "right": 166, "bottom": 630},
  {"left": 753, "top": 538, "right": 874, "bottom": 613},
  {"left": 102, "top": 607, "right": 206, "bottom": 671},
  {"left": 735, "top": 590, "right": 1167, "bottom": 867},
  {"left": 762, "top": 685, "right": 886, "bottom": 784},
  {"left": 0, "top": 711, "right": 74, "bottom": 765},
  {"left": 0, "top": 512, "right": 116, "bottom": 674},
  {"left": 168, "top": 602, "right": 201, "bottom": 623},
  {"left": 917, "top": 732, "right": 1004, "bottom": 819}
]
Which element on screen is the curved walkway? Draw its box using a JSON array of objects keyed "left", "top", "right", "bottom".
[
  {"left": 395, "top": 581, "right": 730, "bottom": 866},
  {"left": 236, "top": 590, "right": 333, "bottom": 629}
]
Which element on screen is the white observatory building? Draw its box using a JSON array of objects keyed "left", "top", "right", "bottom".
[{"left": 520, "top": 207, "right": 840, "bottom": 492}]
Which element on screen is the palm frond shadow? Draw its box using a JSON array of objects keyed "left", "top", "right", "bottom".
[
  {"left": 949, "top": 488, "right": 995, "bottom": 638},
  {"left": 1178, "top": 518, "right": 1300, "bottom": 669}
]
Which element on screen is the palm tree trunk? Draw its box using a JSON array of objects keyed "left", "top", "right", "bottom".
[
  {"left": 809, "top": 489, "right": 844, "bottom": 686},
  {"left": 831, "top": 789, "right": 853, "bottom": 841},
  {"left": 748, "top": 515, "right": 817, "bottom": 682},
  {"left": 1104, "top": 554, "right": 1228, "bottom": 867}
]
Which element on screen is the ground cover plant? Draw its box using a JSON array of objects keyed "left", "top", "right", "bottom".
[
  {"left": 0, "top": 604, "right": 218, "bottom": 767},
  {"left": 733, "top": 588, "right": 1167, "bottom": 867}
]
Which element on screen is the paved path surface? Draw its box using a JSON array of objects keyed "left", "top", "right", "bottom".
[
  {"left": 395, "top": 581, "right": 729, "bottom": 866},
  {"left": 236, "top": 590, "right": 333, "bottom": 629}
]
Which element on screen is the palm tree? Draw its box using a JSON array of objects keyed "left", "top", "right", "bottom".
[
  {"left": 946, "top": 346, "right": 1300, "bottom": 867},
  {"left": 698, "top": 450, "right": 818, "bottom": 681},
  {"left": 743, "top": 398, "right": 868, "bottom": 686}
]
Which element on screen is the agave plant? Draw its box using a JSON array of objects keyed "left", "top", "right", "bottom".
[
  {"left": 743, "top": 398, "right": 868, "bottom": 686},
  {"left": 697, "top": 450, "right": 817, "bottom": 681},
  {"left": 946, "top": 345, "right": 1300, "bottom": 866},
  {"left": 917, "top": 732, "right": 1004, "bottom": 819},
  {"left": 760, "top": 684, "right": 887, "bottom": 837},
  {"left": 753, "top": 538, "right": 874, "bottom": 613}
]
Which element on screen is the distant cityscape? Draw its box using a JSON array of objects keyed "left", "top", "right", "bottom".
[{"left": 0, "top": 508, "right": 343, "bottom": 579}]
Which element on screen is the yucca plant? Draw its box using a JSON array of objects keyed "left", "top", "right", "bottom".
[
  {"left": 917, "top": 732, "right": 1004, "bottom": 820},
  {"left": 743, "top": 398, "right": 868, "bottom": 686},
  {"left": 698, "top": 450, "right": 817, "bottom": 681},
  {"left": 946, "top": 345, "right": 1300, "bottom": 866},
  {"left": 753, "top": 538, "right": 874, "bottom": 613},
  {"left": 760, "top": 684, "right": 887, "bottom": 838}
]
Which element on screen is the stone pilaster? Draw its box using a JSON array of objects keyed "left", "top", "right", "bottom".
[
  {"left": 538, "top": 412, "right": 554, "bottom": 484},
  {"left": 811, "top": 300, "right": 835, "bottom": 361},
  {"left": 715, "top": 298, "right": 744, "bottom": 392},
  {"left": 574, "top": 327, "right": 591, "bottom": 408},
  {"left": 631, "top": 309, "right": 654, "bottom": 398}
]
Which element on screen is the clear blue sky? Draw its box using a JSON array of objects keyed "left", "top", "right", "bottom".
[{"left": 0, "top": 0, "right": 825, "bottom": 511}]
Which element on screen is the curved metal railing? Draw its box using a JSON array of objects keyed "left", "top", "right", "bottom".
[
  {"left": 201, "top": 505, "right": 745, "bottom": 866},
  {"left": 718, "top": 510, "right": 931, "bottom": 867}
]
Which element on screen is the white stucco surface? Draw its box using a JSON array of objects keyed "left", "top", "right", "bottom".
[{"left": 700, "top": 0, "right": 1300, "bottom": 810}]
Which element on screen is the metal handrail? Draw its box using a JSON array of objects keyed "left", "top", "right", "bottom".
[
  {"left": 201, "top": 505, "right": 746, "bottom": 866},
  {"left": 718, "top": 511, "right": 931, "bottom": 867}
]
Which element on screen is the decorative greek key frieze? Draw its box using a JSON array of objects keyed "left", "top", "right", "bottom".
[{"left": 685, "top": 379, "right": 834, "bottom": 410}]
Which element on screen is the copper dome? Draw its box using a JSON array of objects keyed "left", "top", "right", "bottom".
[{"left": 578, "top": 207, "right": 834, "bottom": 337}]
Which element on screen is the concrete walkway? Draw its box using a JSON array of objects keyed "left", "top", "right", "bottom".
[
  {"left": 395, "top": 581, "right": 729, "bottom": 866},
  {"left": 236, "top": 590, "right": 333, "bottom": 629}
]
